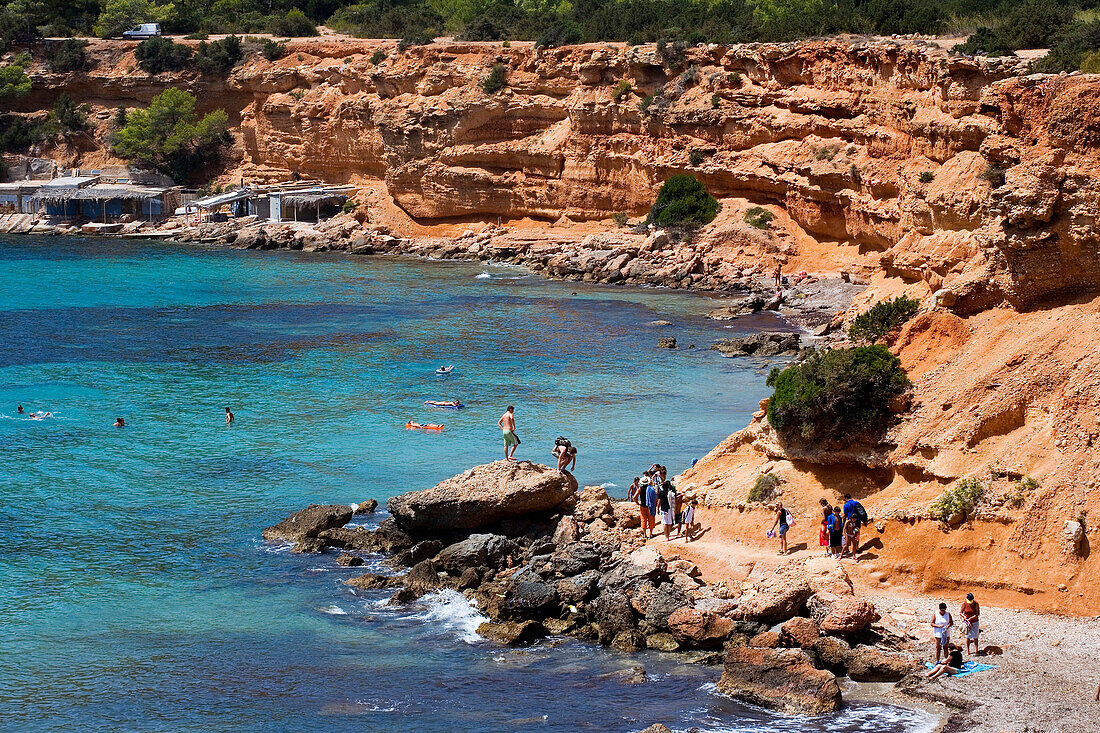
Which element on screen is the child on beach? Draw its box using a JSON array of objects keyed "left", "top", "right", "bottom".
[
  {"left": 658, "top": 481, "right": 676, "bottom": 541},
  {"left": 843, "top": 512, "right": 860, "bottom": 557}
]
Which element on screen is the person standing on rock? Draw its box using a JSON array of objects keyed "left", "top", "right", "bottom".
[
  {"left": 643, "top": 472, "right": 659, "bottom": 537},
  {"left": 658, "top": 480, "right": 676, "bottom": 541},
  {"left": 961, "top": 593, "right": 981, "bottom": 656},
  {"left": 498, "top": 406, "right": 520, "bottom": 461},
  {"left": 931, "top": 602, "right": 954, "bottom": 662},
  {"left": 628, "top": 477, "right": 645, "bottom": 534},
  {"left": 771, "top": 502, "right": 791, "bottom": 555}
]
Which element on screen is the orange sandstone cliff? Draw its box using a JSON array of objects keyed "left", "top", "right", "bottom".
[{"left": 12, "top": 37, "right": 1100, "bottom": 612}]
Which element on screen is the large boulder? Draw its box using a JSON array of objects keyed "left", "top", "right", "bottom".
[
  {"left": 644, "top": 585, "right": 693, "bottom": 630},
  {"left": 738, "top": 560, "right": 814, "bottom": 623},
  {"left": 820, "top": 596, "right": 880, "bottom": 636},
  {"left": 845, "top": 645, "right": 920, "bottom": 682},
  {"left": 574, "top": 485, "right": 614, "bottom": 522},
  {"left": 477, "top": 620, "right": 548, "bottom": 646},
  {"left": 666, "top": 608, "right": 734, "bottom": 647},
  {"left": 717, "top": 647, "right": 842, "bottom": 715},
  {"left": 781, "top": 617, "right": 821, "bottom": 648},
  {"left": 552, "top": 541, "right": 602, "bottom": 576},
  {"left": 435, "top": 534, "right": 514, "bottom": 574},
  {"left": 263, "top": 504, "right": 352, "bottom": 542},
  {"left": 388, "top": 461, "right": 577, "bottom": 534}
]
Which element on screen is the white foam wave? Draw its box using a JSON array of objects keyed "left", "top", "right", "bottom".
[
  {"left": 475, "top": 272, "right": 492, "bottom": 279},
  {"left": 596, "top": 482, "right": 618, "bottom": 489},
  {"left": 352, "top": 700, "right": 397, "bottom": 712},
  {"left": 321, "top": 605, "right": 348, "bottom": 615},
  {"left": 412, "top": 588, "right": 488, "bottom": 644}
]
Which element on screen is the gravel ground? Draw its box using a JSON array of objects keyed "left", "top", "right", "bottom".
[{"left": 864, "top": 593, "right": 1100, "bottom": 733}]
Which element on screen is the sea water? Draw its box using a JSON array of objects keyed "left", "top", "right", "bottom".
[{"left": 0, "top": 236, "right": 932, "bottom": 732}]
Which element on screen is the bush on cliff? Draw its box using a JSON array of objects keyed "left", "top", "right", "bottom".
[
  {"left": 0, "top": 61, "right": 31, "bottom": 98},
  {"left": 272, "top": 8, "right": 318, "bottom": 37},
  {"left": 765, "top": 345, "right": 910, "bottom": 445},
  {"left": 929, "top": 477, "right": 985, "bottom": 523},
  {"left": 848, "top": 295, "right": 919, "bottom": 343},
  {"left": 646, "top": 174, "right": 719, "bottom": 228},
  {"left": 193, "top": 35, "right": 243, "bottom": 74},
  {"left": 482, "top": 62, "right": 506, "bottom": 93},
  {"left": 112, "top": 86, "right": 229, "bottom": 183},
  {"left": 135, "top": 37, "right": 193, "bottom": 74},
  {"left": 45, "top": 39, "right": 91, "bottom": 73}
]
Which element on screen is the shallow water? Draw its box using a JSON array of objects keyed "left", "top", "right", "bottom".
[{"left": 0, "top": 236, "right": 931, "bottom": 732}]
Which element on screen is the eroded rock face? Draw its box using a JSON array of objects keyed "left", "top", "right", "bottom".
[
  {"left": 717, "top": 647, "right": 842, "bottom": 715},
  {"left": 387, "top": 461, "right": 577, "bottom": 534}
]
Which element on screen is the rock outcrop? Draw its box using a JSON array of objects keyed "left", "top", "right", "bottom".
[
  {"left": 387, "top": 461, "right": 577, "bottom": 534},
  {"left": 262, "top": 503, "right": 352, "bottom": 544},
  {"left": 717, "top": 647, "right": 842, "bottom": 715}
]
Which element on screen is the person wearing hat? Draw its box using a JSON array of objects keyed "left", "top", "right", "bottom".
[{"left": 961, "top": 593, "right": 980, "bottom": 656}]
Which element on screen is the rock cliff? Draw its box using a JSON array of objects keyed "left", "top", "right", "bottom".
[{"left": 11, "top": 36, "right": 1100, "bottom": 611}]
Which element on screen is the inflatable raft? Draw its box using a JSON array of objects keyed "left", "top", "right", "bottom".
[{"left": 406, "top": 421, "right": 444, "bottom": 431}]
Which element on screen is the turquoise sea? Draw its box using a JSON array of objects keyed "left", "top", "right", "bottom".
[{"left": 0, "top": 236, "right": 932, "bottom": 732}]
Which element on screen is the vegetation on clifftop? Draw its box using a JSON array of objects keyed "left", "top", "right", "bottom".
[
  {"left": 2, "top": 0, "right": 1098, "bottom": 63},
  {"left": 848, "top": 295, "right": 920, "bottom": 343},
  {"left": 766, "top": 345, "right": 910, "bottom": 446}
]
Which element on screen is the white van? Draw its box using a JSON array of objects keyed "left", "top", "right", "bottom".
[{"left": 122, "top": 23, "right": 162, "bottom": 39}]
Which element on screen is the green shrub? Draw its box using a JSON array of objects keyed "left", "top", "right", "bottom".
[
  {"left": 0, "top": 62, "right": 31, "bottom": 99},
  {"left": 815, "top": 145, "right": 838, "bottom": 161},
  {"left": 729, "top": 71, "right": 742, "bottom": 87},
  {"left": 612, "top": 79, "right": 632, "bottom": 101},
  {"left": 370, "top": 49, "right": 386, "bottom": 64},
  {"left": 919, "top": 170, "right": 934, "bottom": 184},
  {"left": 656, "top": 38, "right": 686, "bottom": 68},
  {"left": 185, "top": 31, "right": 209, "bottom": 40},
  {"left": 342, "top": 199, "right": 358, "bottom": 213},
  {"left": 273, "top": 8, "right": 318, "bottom": 37},
  {"left": 638, "top": 91, "right": 657, "bottom": 113},
  {"left": 398, "top": 36, "right": 425, "bottom": 51},
  {"left": 612, "top": 212, "right": 628, "bottom": 227},
  {"left": 980, "top": 164, "right": 1006, "bottom": 187},
  {"left": 748, "top": 472, "right": 779, "bottom": 502},
  {"left": 112, "top": 86, "right": 229, "bottom": 183},
  {"left": 46, "top": 39, "right": 90, "bottom": 73},
  {"left": 848, "top": 295, "right": 920, "bottom": 343},
  {"left": 711, "top": 92, "right": 720, "bottom": 108},
  {"left": 744, "top": 206, "right": 773, "bottom": 229},
  {"left": 766, "top": 345, "right": 911, "bottom": 445},
  {"left": 646, "top": 174, "right": 719, "bottom": 228},
  {"left": 689, "top": 149, "right": 706, "bottom": 166},
  {"left": 482, "top": 62, "right": 506, "bottom": 93},
  {"left": 849, "top": 163, "right": 862, "bottom": 184},
  {"left": 135, "top": 37, "right": 192, "bottom": 75},
  {"left": 193, "top": 36, "right": 243, "bottom": 75},
  {"left": 535, "top": 21, "right": 581, "bottom": 48},
  {"left": 0, "top": 114, "right": 42, "bottom": 152},
  {"left": 930, "top": 477, "right": 985, "bottom": 522},
  {"left": 45, "top": 93, "right": 90, "bottom": 136},
  {"left": 261, "top": 39, "right": 286, "bottom": 61}
]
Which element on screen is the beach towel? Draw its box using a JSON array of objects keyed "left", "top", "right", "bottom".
[{"left": 924, "top": 661, "right": 997, "bottom": 678}]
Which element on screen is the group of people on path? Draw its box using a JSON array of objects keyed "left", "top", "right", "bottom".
[
  {"left": 627, "top": 467, "right": 698, "bottom": 542},
  {"left": 926, "top": 593, "right": 983, "bottom": 678},
  {"left": 820, "top": 494, "right": 867, "bottom": 558}
]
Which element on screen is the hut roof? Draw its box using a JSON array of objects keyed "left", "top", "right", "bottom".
[{"left": 32, "top": 183, "right": 168, "bottom": 203}]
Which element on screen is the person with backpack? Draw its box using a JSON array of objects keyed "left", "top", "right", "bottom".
[
  {"left": 770, "top": 502, "right": 793, "bottom": 555},
  {"left": 842, "top": 494, "right": 867, "bottom": 553},
  {"left": 552, "top": 436, "right": 576, "bottom": 474},
  {"left": 657, "top": 481, "right": 676, "bottom": 541}
]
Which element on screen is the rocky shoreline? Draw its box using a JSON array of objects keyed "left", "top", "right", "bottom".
[
  {"left": 263, "top": 461, "right": 930, "bottom": 721},
  {"left": 3, "top": 214, "right": 860, "bottom": 332}
]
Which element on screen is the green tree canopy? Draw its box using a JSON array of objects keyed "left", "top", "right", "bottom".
[
  {"left": 111, "top": 86, "right": 228, "bottom": 182},
  {"left": 647, "top": 173, "right": 719, "bottom": 227},
  {"left": 0, "top": 61, "right": 31, "bottom": 98},
  {"left": 94, "top": 0, "right": 175, "bottom": 39}
]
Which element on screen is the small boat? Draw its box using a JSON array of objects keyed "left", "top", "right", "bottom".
[
  {"left": 435, "top": 365, "right": 454, "bottom": 375},
  {"left": 406, "top": 421, "right": 444, "bottom": 431},
  {"left": 424, "top": 400, "right": 464, "bottom": 409}
]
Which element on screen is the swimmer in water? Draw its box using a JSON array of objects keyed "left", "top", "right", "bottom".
[
  {"left": 225, "top": 406, "right": 234, "bottom": 426},
  {"left": 17, "top": 405, "right": 23, "bottom": 414},
  {"left": 113, "top": 417, "right": 125, "bottom": 427}
]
